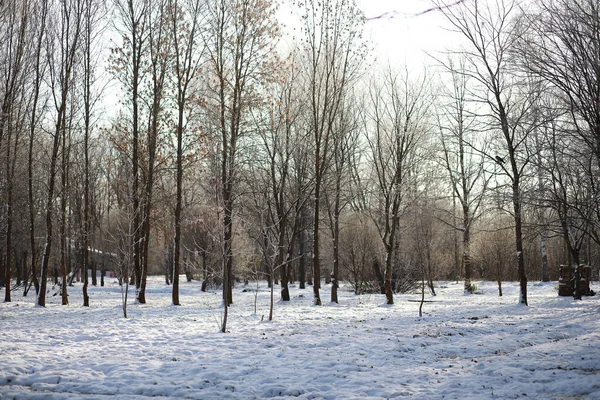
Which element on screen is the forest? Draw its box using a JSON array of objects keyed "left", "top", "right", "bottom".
[{"left": 0, "top": 0, "right": 599, "bottom": 330}]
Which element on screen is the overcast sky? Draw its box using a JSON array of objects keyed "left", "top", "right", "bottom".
[
  {"left": 360, "top": 0, "right": 456, "bottom": 70},
  {"left": 277, "top": 0, "right": 456, "bottom": 71}
]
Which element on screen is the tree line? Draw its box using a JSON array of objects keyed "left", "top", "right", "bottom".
[{"left": 0, "top": 0, "right": 599, "bottom": 325}]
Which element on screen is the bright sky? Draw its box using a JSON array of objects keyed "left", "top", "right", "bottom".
[
  {"left": 359, "top": 0, "right": 456, "bottom": 70},
  {"left": 278, "top": 0, "right": 456, "bottom": 71}
]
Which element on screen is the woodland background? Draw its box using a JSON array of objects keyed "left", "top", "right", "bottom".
[{"left": 0, "top": 0, "right": 599, "bottom": 327}]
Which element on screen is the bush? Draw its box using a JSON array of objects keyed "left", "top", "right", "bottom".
[{"left": 468, "top": 283, "right": 484, "bottom": 295}]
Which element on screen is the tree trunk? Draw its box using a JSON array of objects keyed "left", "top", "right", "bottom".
[
  {"left": 17, "top": 252, "right": 23, "bottom": 288},
  {"left": 280, "top": 252, "right": 290, "bottom": 301},
  {"left": 463, "top": 213, "right": 472, "bottom": 293},
  {"left": 426, "top": 246, "right": 435, "bottom": 296},
  {"left": 4, "top": 125, "right": 12, "bottom": 303},
  {"left": 278, "top": 216, "right": 290, "bottom": 301},
  {"left": 513, "top": 179, "right": 527, "bottom": 305},
  {"left": 83, "top": 131, "right": 90, "bottom": 307},
  {"left": 60, "top": 116, "right": 69, "bottom": 306},
  {"left": 296, "top": 205, "right": 306, "bottom": 290},
  {"left": 298, "top": 230, "right": 306, "bottom": 289},
  {"left": 129, "top": 3, "right": 143, "bottom": 304},
  {"left": 330, "top": 212, "right": 340, "bottom": 304},
  {"left": 163, "top": 243, "right": 170, "bottom": 285},
  {"left": 330, "top": 184, "right": 341, "bottom": 303},
  {"left": 223, "top": 204, "right": 233, "bottom": 306},
  {"left": 313, "top": 178, "right": 321, "bottom": 305},
  {"left": 173, "top": 104, "right": 184, "bottom": 306},
  {"left": 28, "top": 0, "right": 46, "bottom": 297},
  {"left": 269, "top": 263, "right": 274, "bottom": 321},
  {"left": 201, "top": 250, "right": 208, "bottom": 291},
  {"left": 383, "top": 248, "right": 394, "bottom": 305},
  {"left": 540, "top": 231, "right": 549, "bottom": 282},
  {"left": 372, "top": 257, "right": 385, "bottom": 295},
  {"left": 38, "top": 115, "right": 63, "bottom": 307}
]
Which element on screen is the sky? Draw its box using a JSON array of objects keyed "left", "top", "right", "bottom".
[
  {"left": 360, "top": 0, "right": 455, "bottom": 68},
  {"left": 276, "top": 0, "right": 458, "bottom": 73}
]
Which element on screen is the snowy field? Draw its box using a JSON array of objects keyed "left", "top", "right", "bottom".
[{"left": 1, "top": 278, "right": 599, "bottom": 399}]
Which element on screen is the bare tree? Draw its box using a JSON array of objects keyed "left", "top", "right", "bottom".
[
  {"left": 519, "top": 0, "right": 600, "bottom": 169},
  {"left": 111, "top": 0, "right": 149, "bottom": 303},
  {"left": 27, "top": 0, "right": 50, "bottom": 298},
  {"left": 168, "top": 0, "right": 204, "bottom": 306},
  {"left": 437, "top": 56, "right": 490, "bottom": 294},
  {"left": 202, "top": 0, "right": 280, "bottom": 332},
  {"left": 1, "top": 0, "right": 31, "bottom": 303},
  {"left": 80, "top": 0, "right": 105, "bottom": 306},
  {"left": 324, "top": 90, "right": 361, "bottom": 303},
  {"left": 436, "top": 0, "right": 536, "bottom": 305},
  {"left": 365, "top": 67, "right": 431, "bottom": 305},
  {"left": 538, "top": 117, "right": 595, "bottom": 299},
  {"left": 290, "top": 130, "right": 313, "bottom": 290},
  {"left": 38, "top": 0, "right": 84, "bottom": 307},
  {"left": 297, "top": 0, "right": 366, "bottom": 305},
  {"left": 256, "top": 54, "right": 306, "bottom": 305},
  {"left": 518, "top": 0, "right": 600, "bottom": 274}
]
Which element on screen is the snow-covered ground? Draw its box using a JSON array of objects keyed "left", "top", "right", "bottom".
[{"left": 1, "top": 278, "right": 599, "bottom": 399}]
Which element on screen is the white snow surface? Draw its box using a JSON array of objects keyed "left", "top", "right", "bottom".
[{"left": 1, "top": 278, "right": 599, "bottom": 399}]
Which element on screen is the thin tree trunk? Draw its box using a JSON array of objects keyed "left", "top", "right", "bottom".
[
  {"left": 201, "top": 251, "right": 208, "bottom": 292},
  {"left": 38, "top": 112, "right": 64, "bottom": 307},
  {"left": 4, "top": 124, "right": 12, "bottom": 303},
  {"left": 60, "top": 112, "right": 69, "bottom": 306},
  {"left": 269, "top": 262, "right": 274, "bottom": 321},
  {"left": 173, "top": 103, "right": 184, "bottom": 306},
  {"left": 28, "top": 0, "right": 48, "bottom": 297},
  {"left": 298, "top": 225, "right": 306, "bottom": 289},
  {"left": 512, "top": 178, "right": 527, "bottom": 305},
  {"left": 330, "top": 173, "right": 341, "bottom": 303},
  {"left": 419, "top": 267, "right": 425, "bottom": 317},
  {"left": 38, "top": 0, "right": 82, "bottom": 305},
  {"left": 313, "top": 175, "right": 322, "bottom": 305},
  {"left": 82, "top": 29, "right": 91, "bottom": 305},
  {"left": 129, "top": 0, "right": 143, "bottom": 304},
  {"left": 426, "top": 240, "right": 435, "bottom": 296},
  {"left": 540, "top": 231, "right": 549, "bottom": 282},
  {"left": 330, "top": 208, "right": 340, "bottom": 304},
  {"left": 463, "top": 216, "right": 471, "bottom": 293},
  {"left": 2, "top": 2, "right": 30, "bottom": 302},
  {"left": 383, "top": 246, "right": 394, "bottom": 305},
  {"left": 279, "top": 225, "right": 290, "bottom": 301}
]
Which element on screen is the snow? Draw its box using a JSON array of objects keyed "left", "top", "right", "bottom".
[{"left": 1, "top": 279, "right": 600, "bottom": 399}]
